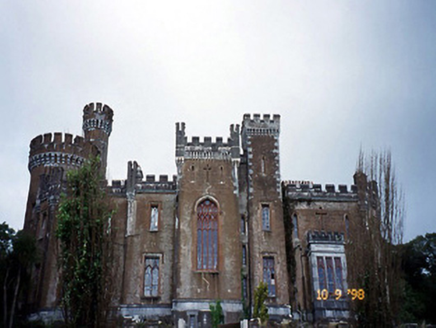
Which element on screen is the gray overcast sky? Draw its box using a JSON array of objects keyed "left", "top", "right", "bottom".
[{"left": 1, "top": 1, "right": 435, "bottom": 241}]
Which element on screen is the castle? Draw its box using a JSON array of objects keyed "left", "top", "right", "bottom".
[{"left": 23, "top": 103, "right": 373, "bottom": 326}]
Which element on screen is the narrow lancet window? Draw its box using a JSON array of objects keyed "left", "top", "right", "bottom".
[
  {"left": 262, "top": 204, "right": 270, "bottom": 231},
  {"left": 197, "top": 199, "right": 218, "bottom": 270},
  {"left": 144, "top": 257, "right": 159, "bottom": 297},
  {"left": 150, "top": 205, "right": 159, "bottom": 231}
]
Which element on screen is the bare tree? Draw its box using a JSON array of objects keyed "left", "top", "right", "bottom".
[{"left": 347, "top": 150, "right": 404, "bottom": 327}]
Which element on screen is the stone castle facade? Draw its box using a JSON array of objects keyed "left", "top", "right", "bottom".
[{"left": 23, "top": 103, "right": 373, "bottom": 326}]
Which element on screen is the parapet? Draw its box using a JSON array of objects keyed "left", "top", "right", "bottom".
[
  {"left": 82, "top": 102, "right": 114, "bottom": 136},
  {"left": 283, "top": 181, "right": 358, "bottom": 202},
  {"left": 28, "top": 132, "right": 88, "bottom": 172},
  {"left": 126, "top": 161, "right": 177, "bottom": 193},
  {"left": 242, "top": 113, "right": 280, "bottom": 137},
  {"left": 175, "top": 122, "right": 240, "bottom": 161},
  {"left": 307, "top": 230, "right": 345, "bottom": 244},
  {"left": 108, "top": 179, "right": 126, "bottom": 195}
]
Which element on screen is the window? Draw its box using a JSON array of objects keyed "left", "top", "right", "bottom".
[
  {"left": 334, "top": 257, "right": 343, "bottom": 290},
  {"left": 262, "top": 204, "right": 270, "bottom": 231},
  {"left": 242, "top": 277, "right": 248, "bottom": 299},
  {"left": 316, "top": 256, "right": 344, "bottom": 294},
  {"left": 150, "top": 205, "right": 159, "bottom": 231},
  {"left": 317, "top": 257, "right": 326, "bottom": 291},
  {"left": 326, "top": 257, "right": 335, "bottom": 293},
  {"left": 144, "top": 257, "right": 159, "bottom": 297},
  {"left": 344, "top": 215, "right": 350, "bottom": 238},
  {"left": 197, "top": 199, "right": 218, "bottom": 270},
  {"left": 263, "top": 257, "right": 276, "bottom": 297},
  {"left": 242, "top": 245, "right": 247, "bottom": 266},
  {"left": 292, "top": 214, "right": 298, "bottom": 238},
  {"left": 38, "top": 212, "right": 47, "bottom": 240},
  {"left": 241, "top": 215, "right": 246, "bottom": 234},
  {"left": 189, "top": 314, "right": 197, "bottom": 328}
]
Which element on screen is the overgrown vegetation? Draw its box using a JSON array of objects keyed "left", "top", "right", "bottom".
[
  {"left": 0, "top": 223, "right": 38, "bottom": 328},
  {"left": 347, "top": 150, "right": 404, "bottom": 327},
  {"left": 56, "top": 156, "right": 113, "bottom": 328},
  {"left": 253, "top": 282, "right": 269, "bottom": 325},
  {"left": 400, "top": 233, "right": 436, "bottom": 324},
  {"left": 210, "top": 300, "right": 224, "bottom": 328},
  {"left": 282, "top": 197, "right": 296, "bottom": 293}
]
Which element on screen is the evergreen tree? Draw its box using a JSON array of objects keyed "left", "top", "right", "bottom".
[
  {"left": 253, "top": 282, "right": 269, "bottom": 325},
  {"left": 210, "top": 300, "right": 224, "bottom": 328},
  {"left": 0, "top": 223, "right": 37, "bottom": 328}
]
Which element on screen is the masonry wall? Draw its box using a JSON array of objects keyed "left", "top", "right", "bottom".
[
  {"left": 241, "top": 114, "right": 290, "bottom": 315},
  {"left": 175, "top": 158, "right": 242, "bottom": 302},
  {"left": 121, "top": 192, "right": 176, "bottom": 304},
  {"left": 283, "top": 183, "right": 360, "bottom": 322}
]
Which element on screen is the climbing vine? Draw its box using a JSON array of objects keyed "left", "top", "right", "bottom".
[{"left": 56, "top": 156, "right": 113, "bottom": 328}]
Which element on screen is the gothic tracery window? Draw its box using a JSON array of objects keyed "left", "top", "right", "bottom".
[
  {"left": 262, "top": 204, "right": 270, "bottom": 231},
  {"left": 144, "top": 257, "right": 159, "bottom": 297},
  {"left": 197, "top": 199, "right": 218, "bottom": 270},
  {"left": 317, "top": 256, "right": 326, "bottom": 291},
  {"left": 263, "top": 257, "right": 276, "bottom": 297}
]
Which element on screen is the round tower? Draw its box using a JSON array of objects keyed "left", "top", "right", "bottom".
[
  {"left": 25, "top": 132, "right": 88, "bottom": 231},
  {"left": 24, "top": 132, "right": 89, "bottom": 308},
  {"left": 82, "top": 102, "right": 114, "bottom": 175}
]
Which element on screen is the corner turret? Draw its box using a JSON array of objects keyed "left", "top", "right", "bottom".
[{"left": 82, "top": 102, "right": 114, "bottom": 175}]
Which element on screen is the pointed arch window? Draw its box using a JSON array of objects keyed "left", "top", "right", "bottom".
[
  {"left": 197, "top": 199, "right": 218, "bottom": 270},
  {"left": 144, "top": 257, "right": 159, "bottom": 297}
]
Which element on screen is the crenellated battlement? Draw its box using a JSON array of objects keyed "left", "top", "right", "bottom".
[
  {"left": 242, "top": 113, "right": 280, "bottom": 137},
  {"left": 83, "top": 102, "right": 114, "bottom": 116},
  {"left": 82, "top": 102, "right": 114, "bottom": 136},
  {"left": 125, "top": 161, "right": 177, "bottom": 194},
  {"left": 175, "top": 122, "right": 240, "bottom": 161},
  {"left": 30, "top": 133, "right": 85, "bottom": 151},
  {"left": 283, "top": 181, "right": 358, "bottom": 202},
  {"left": 243, "top": 113, "right": 281, "bottom": 123},
  {"left": 28, "top": 132, "right": 88, "bottom": 172},
  {"left": 307, "top": 230, "right": 345, "bottom": 244}
]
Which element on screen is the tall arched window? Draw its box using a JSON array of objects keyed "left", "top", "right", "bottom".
[{"left": 197, "top": 199, "right": 218, "bottom": 270}]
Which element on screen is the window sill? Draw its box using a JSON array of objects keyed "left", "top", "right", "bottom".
[
  {"left": 140, "top": 296, "right": 160, "bottom": 300},
  {"left": 194, "top": 270, "right": 220, "bottom": 274}
]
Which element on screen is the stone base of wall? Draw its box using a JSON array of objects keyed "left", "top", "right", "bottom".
[
  {"left": 266, "top": 304, "right": 292, "bottom": 321},
  {"left": 28, "top": 302, "right": 292, "bottom": 327},
  {"left": 173, "top": 299, "right": 243, "bottom": 328},
  {"left": 28, "top": 308, "right": 64, "bottom": 323}
]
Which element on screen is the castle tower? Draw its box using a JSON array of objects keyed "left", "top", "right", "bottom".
[
  {"left": 240, "top": 114, "right": 290, "bottom": 319},
  {"left": 23, "top": 102, "right": 114, "bottom": 311},
  {"left": 174, "top": 122, "right": 243, "bottom": 325},
  {"left": 82, "top": 102, "right": 114, "bottom": 175},
  {"left": 24, "top": 132, "right": 88, "bottom": 309}
]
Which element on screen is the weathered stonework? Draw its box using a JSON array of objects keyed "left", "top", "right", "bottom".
[{"left": 23, "top": 105, "right": 374, "bottom": 326}]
